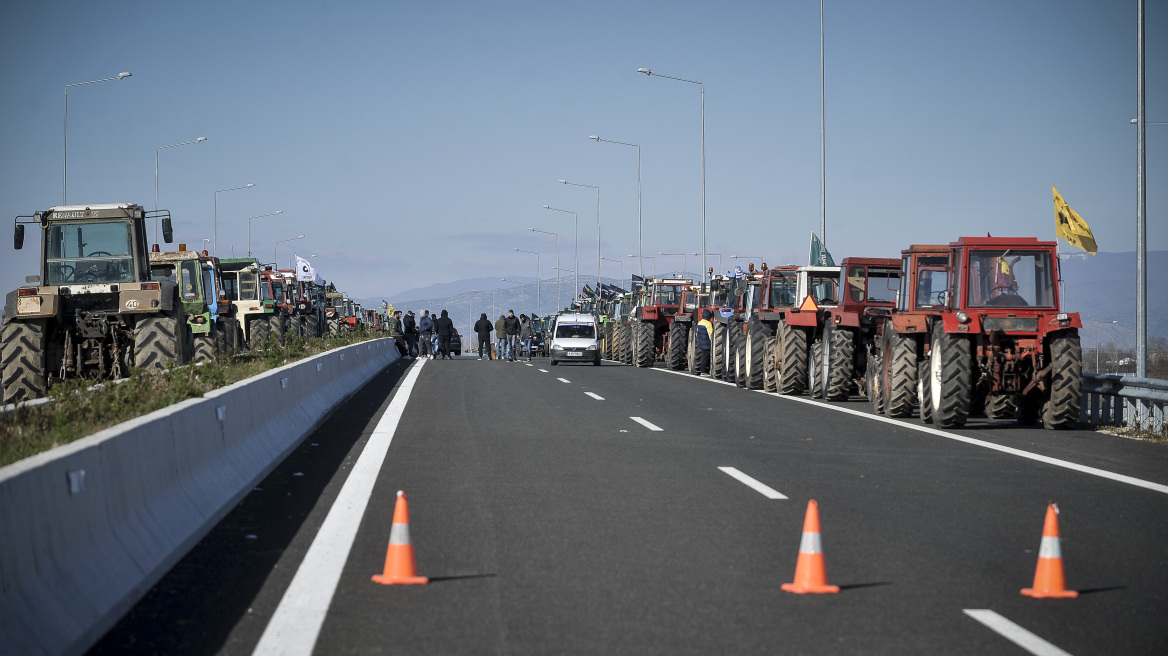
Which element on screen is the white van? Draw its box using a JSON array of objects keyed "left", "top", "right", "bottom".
[{"left": 548, "top": 313, "right": 601, "bottom": 366}]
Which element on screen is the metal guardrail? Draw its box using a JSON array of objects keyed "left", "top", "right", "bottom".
[{"left": 1082, "top": 373, "right": 1168, "bottom": 432}]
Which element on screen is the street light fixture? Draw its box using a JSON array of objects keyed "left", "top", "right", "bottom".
[
  {"left": 64, "top": 71, "right": 131, "bottom": 204},
  {"left": 155, "top": 136, "right": 208, "bottom": 243},
  {"left": 601, "top": 256, "right": 625, "bottom": 292},
  {"left": 559, "top": 179, "right": 601, "bottom": 301},
  {"left": 590, "top": 135, "right": 643, "bottom": 284},
  {"left": 247, "top": 210, "right": 283, "bottom": 257},
  {"left": 275, "top": 235, "right": 305, "bottom": 268},
  {"left": 638, "top": 66, "right": 707, "bottom": 283},
  {"left": 514, "top": 248, "right": 541, "bottom": 315},
  {"left": 529, "top": 227, "right": 561, "bottom": 311},
  {"left": 543, "top": 205, "right": 579, "bottom": 302},
  {"left": 214, "top": 183, "right": 254, "bottom": 257},
  {"left": 657, "top": 251, "right": 688, "bottom": 277},
  {"left": 628, "top": 254, "right": 655, "bottom": 280},
  {"left": 693, "top": 252, "right": 722, "bottom": 277}
]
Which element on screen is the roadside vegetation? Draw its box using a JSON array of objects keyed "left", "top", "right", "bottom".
[{"left": 0, "top": 331, "right": 383, "bottom": 468}]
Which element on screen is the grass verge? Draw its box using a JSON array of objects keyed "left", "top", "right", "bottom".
[{"left": 0, "top": 331, "right": 384, "bottom": 468}]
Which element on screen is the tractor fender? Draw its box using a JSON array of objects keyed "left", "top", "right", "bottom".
[
  {"left": 890, "top": 313, "right": 930, "bottom": 334},
  {"left": 784, "top": 311, "right": 818, "bottom": 328},
  {"left": 940, "top": 312, "right": 980, "bottom": 334},
  {"left": 827, "top": 310, "right": 861, "bottom": 329}
]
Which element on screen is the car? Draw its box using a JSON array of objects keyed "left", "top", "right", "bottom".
[
  {"left": 449, "top": 329, "right": 462, "bottom": 355},
  {"left": 548, "top": 313, "right": 601, "bottom": 366}
]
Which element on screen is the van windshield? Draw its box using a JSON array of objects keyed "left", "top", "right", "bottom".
[{"left": 556, "top": 323, "right": 595, "bottom": 339}]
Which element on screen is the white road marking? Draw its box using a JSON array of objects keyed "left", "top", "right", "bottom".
[
  {"left": 718, "top": 467, "right": 787, "bottom": 499},
  {"left": 538, "top": 369, "right": 548, "bottom": 373},
  {"left": 630, "top": 416, "right": 663, "bottom": 431},
  {"left": 585, "top": 392, "right": 605, "bottom": 400},
  {"left": 650, "top": 367, "right": 1168, "bottom": 496},
  {"left": 252, "top": 359, "right": 427, "bottom": 656},
  {"left": 963, "top": 610, "right": 1074, "bottom": 656},
  {"left": 557, "top": 377, "right": 571, "bottom": 384},
  {"left": 524, "top": 363, "right": 533, "bottom": 367}
]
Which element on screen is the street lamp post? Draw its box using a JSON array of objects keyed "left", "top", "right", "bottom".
[
  {"left": 560, "top": 179, "right": 601, "bottom": 301},
  {"left": 247, "top": 210, "right": 283, "bottom": 257},
  {"left": 501, "top": 278, "right": 526, "bottom": 310},
  {"left": 529, "top": 227, "right": 561, "bottom": 311},
  {"left": 214, "top": 183, "right": 254, "bottom": 257},
  {"left": 628, "top": 254, "right": 655, "bottom": 280},
  {"left": 601, "top": 256, "right": 624, "bottom": 292},
  {"left": 275, "top": 235, "right": 305, "bottom": 268},
  {"left": 658, "top": 251, "right": 687, "bottom": 277},
  {"left": 693, "top": 252, "right": 722, "bottom": 278},
  {"left": 590, "top": 136, "right": 642, "bottom": 284},
  {"left": 64, "top": 72, "right": 132, "bottom": 204},
  {"left": 155, "top": 136, "right": 208, "bottom": 243},
  {"left": 543, "top": 205, "right": 578, "bottom": 302},
  {"left": 514, "top": 248, "right": 541, "bottom": 315},
  {"left": 638, "top": 67, "right": 706, "bottom": 283}
]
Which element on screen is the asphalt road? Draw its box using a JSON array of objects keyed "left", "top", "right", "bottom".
[{"left": 90, "top": 353, "right": 1168, "bottom": 655}]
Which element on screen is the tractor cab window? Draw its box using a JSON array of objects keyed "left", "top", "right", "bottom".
[
  {"left": 260, "top": 280, "right": 273, "bottom": 301},
  {"left": 807, "top": 273, "right": 838, "bottom": 305},
  {"left": 238, "top": 271, "right": 257, "bottom": 300},
  {"left": 967, "top": 250, "right": 1054, "bottom": 308},
  {"left": 221, "top": 275, "right": 239, "bottom": 300},
  {"left": 332, "top": 297, "right": 345, "bottom": 308},
  {"left": 200, "top": 263, "right": 217, "bottom": 302},
  {"left": 847, "top": 266, "right": 866, "bottom": 302},
  {"left": 914, "top": 257, "right": 949, "bottom": 309},
  {"left": 865, "top": 268, "right": 900, "bottom": 303},
  {"left": 652, "top": 285, "right": 683, "bottom": 306},
  {"left": 769, "top": 272, "right": 798, "bottom": 307},
  {"left": 45, "top": 220, "right": 135, "bottom": 285},
  {"left": 180, "top": 260, "right": 200, "bottom": 301},
  {"left": 272, "top": 281, "right": 286, "bottom": 304}
]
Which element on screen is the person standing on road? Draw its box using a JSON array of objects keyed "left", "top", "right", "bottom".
[
  {"left": 504, "top": 309, "right": 521, "bottom": 362},
  {"left": 389, "top": 310, "right": 410, "bottom": 359},
  {"left": 495, "top": 314, "right": 507, "bottom": 361},
  {"left": 403, "top": 310, "right": 418, "bottom": 357},
  {"left": 474, "top": 312, "right": 494, "bottom": 360},
  {"left": 697, "top": 309, "right": 713, "bottom": 376},
  {"left": 418, "top": 310, "right": 434, "bottom": 359},
  {"left": 435, "top": 309, "right": 455, "bottom": 359},
  {"left": 519, "top": 313, "right": 534, "bottom": 362}
]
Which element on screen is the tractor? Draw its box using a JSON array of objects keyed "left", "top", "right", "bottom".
[
  {"left": 219, "top": 257, "right": 277, "bottom": 348},
  {"left": 2, "top": 203, "right": 187, "bottom": 402},
  {"left": 877, "top": 237, "right": 1082, "bottom": 429},
  {"left": 628, "top": 277, "right": 694, "bottom": 368},
  {"left": 148, "top": 246, "right": 239, "bottom": 362}
]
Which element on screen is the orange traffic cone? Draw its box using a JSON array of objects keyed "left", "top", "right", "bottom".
[
  {"left": 781, "top": 499, "right": 840, "bottom": 594},
  {"left": 371, "top": 491, "right": 429, "bottom": 585},
  {"left": 1021, "top": 503, "right": 1077, "bottom": 598}
]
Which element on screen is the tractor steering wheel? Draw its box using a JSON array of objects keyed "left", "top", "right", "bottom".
[
  {"left": 87, "top": 250, "right": 112, "bottom": 257},
  {"left": 56, "top": 264, "right": 75, "bottom": 282}
]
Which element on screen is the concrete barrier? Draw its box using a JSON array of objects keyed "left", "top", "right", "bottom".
[{"left": 0, "top": 339, "right": 398, "bottom": 656}]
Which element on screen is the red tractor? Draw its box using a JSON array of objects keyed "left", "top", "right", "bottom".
[
  {"left": 876, "top": 237, "right": 1082, "bottom": 429},
  {"left": 629, "top": 277, "right": 694, "bottom": 368}
]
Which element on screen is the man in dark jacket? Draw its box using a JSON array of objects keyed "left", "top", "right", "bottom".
[
  {"left": 403, "top": 310, "right": 418, "bottom": 357},
  {"left": 434, "top": 309, "right": 455, "bottom": 359},
  {"left": 474, "top": 312, "right": 494, "bottom": 360},
  {"left": 697, "top": 309, "right": 713, "bottom": 376},
  {"left": 503, "top": 310, "right": 521, "bottom": 362},
  {"left": 389, "top": 310, "right": 410, "bottom": 358},
  {"left": 418, "top": 310, "right": 434, "bottom": 359}
]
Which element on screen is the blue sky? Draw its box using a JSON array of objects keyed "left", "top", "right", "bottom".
[{"left": 2, "top": 1, "right": 1164, "bottom": 300}]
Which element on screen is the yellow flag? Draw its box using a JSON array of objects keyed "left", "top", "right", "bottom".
[{"left": 1052, "top": 183, "right": 1097, "bottom": 254}]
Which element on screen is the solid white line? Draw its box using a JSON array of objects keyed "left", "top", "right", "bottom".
[
  {"left": 963, "top": 610, "right": 1074, "bottom": 656},
  {"left": 718, "top": 466, "right": 787, "bottom": 499},
  {"left": 253, "top": 359, "right": 427, "bottom": 656},
  {"left": 649, "top": 367, "right": 1168, "bottom": 496},
  {"left": 630, "top": 416, "right": 663, "bottom": 431},
  {"left": 585, "top": 392, "right": 605, "bottom": 400},
  {"left": 557, "top": 377, "right": 571, "bottom": 384}
]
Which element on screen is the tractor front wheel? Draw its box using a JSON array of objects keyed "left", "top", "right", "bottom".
[
  {"left": 827, "top": 325, "right": 856, "bottom": 401},
  {"left": 777, "top": 320, "right": 807, "bottom": 395},
  {"left": 985, "top": 394, "right": 1018, "bottom": 420},
  {"left": 193, "top": 333, "right": 216, "bottom": 363},
  {"left": 134, "top": 311, "right": 186, "bottom": 372},
  {"left": 744, "top": 322, "right": 767, "bottom": 390},
  {"left": 1, "top": 319, "right": 48, "bottom": 404},
  {"left": 667, "top": 320, "right": 688, "bottom": 370},
  {"left": 882, "top": 330, "right": 918, "bottom": 418},
  {"left": 1043, "top": 330, "right": 1082, "bottom": 430},
  {"left": 807, "top": 337, "right": 824, "bottom": 398},
  {"left": 712, "top": 322, "right": 726, "bottom": 379},
  {"left": 763, "top": 335, "right": 779, "bottom": 392},
  {"left": 930, "top": 323, "right": 971, "bottom": 428},
  {"left": 634, "top": 321, "right": 655, "bottom": 368},
  {"left": 867, "top": 347, "right": 884, "bottom": 414}
]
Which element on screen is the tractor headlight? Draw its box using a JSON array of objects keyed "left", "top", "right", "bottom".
[
  {"left": 956, "top": 311, "right": 970, "bottom": 324},
  {"left": 1057, "top": 313, "right": 1069, "bottom": 321}
]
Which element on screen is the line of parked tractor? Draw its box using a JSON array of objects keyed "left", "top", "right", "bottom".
[
  {"left": 582, "top": 234, "right": 1082, "bottom": 430},
  {"left": 2, "top": 203, "right": 385, "bottom": 404}
]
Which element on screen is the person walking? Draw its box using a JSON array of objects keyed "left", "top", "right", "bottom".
[
  {"left": 504, "top": 310, "right": 521, "bottom": 362},
  {"left": 418, "top": 310, "right": 434, "bottom": 359},
  {"left": 403, "top": 310, "right": 418, "bottom": 357},
  {"left": 697, "top": 309, "right": 714, "bottom": 376},
  {"left": 495, "top": 314, "right": 507, "bottom": 361},
  {"left": 434, "top": 309, "right": 455, "bottom": 359},
  {"left": 389, "top": 310, "right": 410, "bottom": 359},
  {"left": 474, "top": 312, "right": 494, "bottom": 360},
  {"left": 519, "top": 313, "right": 535, "bottom": 362}
]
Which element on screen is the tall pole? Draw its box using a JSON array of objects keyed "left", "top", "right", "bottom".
[
  {"left": 214, "top": 183, "right": 254, "bottom": 257},
  {"left": 820, "top": 0, "right": 827, "bottom": 249},
  {"left": 543, "top": 205, "right": 578, "bottom": 305},
  {"left": 155, "top": 137, "right": 207, "bottom": 243},
  {"left": 64, "top": 72, "right": 131, "bottom": 204},
  {"left": 560, "top": 180, "right": 601, "bottom": 300},
  {"left": 1136, "top": 0, "right": 1147, "bottom": 378},
  {"left": 530, "top": 228, "right": 560, "bottom": 311}
]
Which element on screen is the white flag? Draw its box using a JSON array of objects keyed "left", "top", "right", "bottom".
[{"left": 295, "top": 255, "right": 315, "bottom": 282}]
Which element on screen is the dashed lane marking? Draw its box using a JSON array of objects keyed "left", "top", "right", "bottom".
[
  {"left": 650, "top": 367, "right": 1168, "bottom": 496},
  {"left": 585, "top": 392, "right": 605, "bottom": 400},
  {"left": 630, "top": 416, "right": 663, "bottom": 431},
  {"left": 718, "top": 466, "right": 787, "bottom": 499},
  {"left": 963, "top": 610, "right": 1073, "bottom": 656},
  {"left": 538, "top": 369, "right": 549, "bottom": 373},
  {"left": 557, "top": 378, "right": 571, "bottom": 384},
  {"left": 252, "top": 359, "right": 427, "bottom": 656}
]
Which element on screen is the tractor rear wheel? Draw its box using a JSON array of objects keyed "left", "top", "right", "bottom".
[
  {"left": 634, "top": 321, "right": 655, "bottom": 368},
  {"left": 328, "top": 318, "right": 340, "bottom": 338},
  {"left": 307, "top": 314, "right": 322, "bottom": 339},
  {"left": 917, "top": 360, "right": 933, "bottom": 423},
  {"left": 777, "top": 320, "right": 807, "bottom": 395},
  {"left": 930, "top": 323, "right": 971, "bottom": 428},
  {"left": 807, "top": 337, "right": 824, "bottom": 398},
  {"left": 985, "top": 394, "right": 1018, "bottom": 420},
  {"left": 250, "top": 316, "right": 270, "bottom": 348},
  {"left": 712, "top": 322, "right": 725, "bottom": 378},
  {"left": 2, "top": 319, "right": 48, "bottom": 404},
  {"left": 667, "top": 320, "right": 687, "bottom": 370},
  {"left": 1043, "top": 330, "right": 1082, "bottom": 430},
  {"left": 724, "top": 323, "right": 738, "bottom": 383},
  {"left": 687, "top": 325, "right": 698, "bottom": 375},
  {"left": 744, "top": 322, "right": 767, "bottom": 389},
  {"left": 193, "top": 333, "right": 216, "bottom": 363},
  {"left": 134, "top": 311, "right": 185, "bottom": 372},
  {"left": 733, "top": 327, "right": 747, "bottom": 387},
  {"left": 867, "top": 348, "right": 885, "bottom": 414},
  {"left": 882, "top": 330, "right": 918, "bottom": 418},
  {"left": 271, "top": 315, "right": 287, "bottom": 348},
  {"left": 763, "top": 335, "right": 779, "bottom": 392},
  {"left": 827, "top": 326, "right": 856, "bottom": 401}
]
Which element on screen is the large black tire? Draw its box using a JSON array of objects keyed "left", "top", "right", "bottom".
[
  {"left": 667, "top": 320, "right": 687, "bottom": 370},
  {"left": 763, "top": 335, "right": 779, "bottom": 392},
  {"left": 2, "top": 320, "right": 48, "bottom": 403},
  {"left": 328, "top": 318, "right": 340, "bottom": 338},
  {"left": 807, "top": 338, "right": 825, "bottom": 398},
  {"left": 777, "top": 320, "right": 807, "bottom": 395},
  {"left": 214, "top": 321, "right": 227, "bottom": 356},
  {"left": 744, "top": 321, "right": 767, "bottom": 390},
  {"left": 295, "top": 315, "right": 307, "bottom": 339},
  {"left": 687, "top": 326, "right": 698, "bottom": 375},
  {"left": 193, "top": 333, "right": 216, "bottom": 363},
  {"left": 134, "top": 312, "right": 185, "bottom": 372},
  {"left": 867, "top": 348, "right": 885, "bottom": 414},
  {"left": 882, "top": 330, "right": 918, "bottom": 418},
  {"left": 250, "top": 316, "right": 271, "bottom": 349},
  {"left": 827, "top": 326, "right": 856, "bottom": 401},
  {"left": 929, "top": 323, "right": 971, "bottom": 428},
  {"left": 271, "top": 314, "right": 287, "bottom": 348},
  {"left": 985, "top": 394, "right": 1018, "bottom": 420},
  {"left": 917, "top": 360, "right": 933, "bottom": 424},
  {"left": 723, "top": 323, "right": 738, "bottom": 383},
  {"left": 712, "top": 322, "right": 726, "bottom": 379},
  {"left": 307, "top": 314, "right": 322, "bottom": 339},
  {"left": 1043, "top": 330, "right": 1082, "bottom": 430},
  {"left": 634, "top": 321, "right": 655, "bottom": 368},
  {"left": 733, "top": 327, "right": 747, "bottom": 388}
]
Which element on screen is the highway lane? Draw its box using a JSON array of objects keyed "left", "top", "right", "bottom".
[{"left": 90, "top": 354, "right": 1168, "bottom": 655}]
